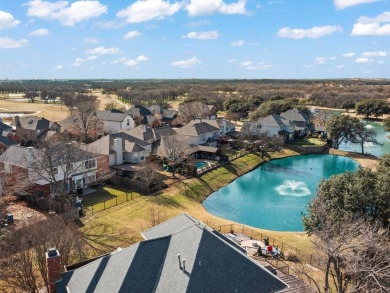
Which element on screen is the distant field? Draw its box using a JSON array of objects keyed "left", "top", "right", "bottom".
[{"left": 0, "top": 91, "right": 124, "bottom": 122}]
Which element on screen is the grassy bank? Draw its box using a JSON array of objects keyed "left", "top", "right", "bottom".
[{"left": 81, "top": 148, "right": 315, "bottom": 254}]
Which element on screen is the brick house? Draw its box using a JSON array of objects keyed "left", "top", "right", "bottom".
[{"left": 0, "top": 145, "right": 109, "bottom": 197}]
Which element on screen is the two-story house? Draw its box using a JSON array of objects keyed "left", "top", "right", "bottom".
[
  {"left": 86, "top": 132, "right": 151, "bottom": 166},
  {"left": 0, "top": 144, "right": 109, "bottom": 196},
  {"left": 175, "top": 120, "right": 220, "bottom": 147},
  {"left": 95, "top": 110, "right": 135, "bottom": 134},
  {"left": 252, "top": 114, "right": 294, "bottom": 140},
  {"left": 14, "top": 116, "right": 61, "bottom": 141},
  {"left": 280, "top": 108, "right": 310, "bottom": 136}
]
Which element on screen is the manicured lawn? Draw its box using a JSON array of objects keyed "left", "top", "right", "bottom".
[
  {"left": 81, "top": 149, "right": 315, "bottom": 255},
  {"left": 288, "top": 137, "right": 326, "bottom": 147}
]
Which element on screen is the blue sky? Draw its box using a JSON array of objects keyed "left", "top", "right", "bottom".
[{"left": 0, "top": 0, "right": 389, "bottom": 79}]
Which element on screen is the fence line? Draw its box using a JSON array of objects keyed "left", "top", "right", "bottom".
[
  {"left": 84, "top": 188, "right": 142, "bottom": 215},
  {"left": 214, "top": 224, "right": 323, "bottom": 270}
]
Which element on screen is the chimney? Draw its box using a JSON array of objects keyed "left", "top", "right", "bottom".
[
  {"left": 222, "top": 119, "right": 227, "bottom": 135},
  {"left": 46, "top": 248, "right": 63, "bottom": 293},
  {"left": 182, "top": 259, "right": 186, "bottom": 272},
  {"left": 195, "top": 117, "right": 202, "bottom": 124},
  {"left": 15, "top": 115, "right": 20, "bottom": 127},
  {"left": 113, "top": 137, "right": 123, "bottom": 165}
]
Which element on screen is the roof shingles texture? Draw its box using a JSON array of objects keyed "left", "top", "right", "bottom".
[{"left": 56, "top": 214, "right": 288, "bottom": 293}]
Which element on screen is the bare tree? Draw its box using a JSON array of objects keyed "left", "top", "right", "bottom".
[
  {"left": 30, "top": 139, "right": 97, "bottom": 203},
  {"left": 178, "top": 102, "right": 210, "bottom": 124},
  {"left": 67, "top": 94, "right": 101, "bottom": 143},
  {"left": 159, "top": 135, "right": 188, "bottom": 178},
  {"left": 134, "top": 161, "right": 161, "bottom": 187}
]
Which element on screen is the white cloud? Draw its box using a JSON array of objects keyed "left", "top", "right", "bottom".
[
  {"left": 186, "top": 20, "right": 211, "bottom": 27},
  {"left": 112, "top": 55, "right": 148, "bottom": 67},
  {"left": 73, "top": 55, "right": 98, "bottom": 66},
  {"left": 277, "top": 25, "right": 342, "bottom": 39},
  {"left": 117, "top": 0, "right": 180, "bottom": 23},
  {"left": 351, "top": 11, "right": 390, "bottom": 36},
  {"left": 315, "top": 57, "right": 327, "bottom": 64},
  {"left": 334, "top": 0, "right": 380, "bottom": 10},
  {"left": 171, "top": 57, "right": 200, "bottom": 68},
  {"left": 0, "top": 11, "right": 20, "bottom": 30},
  {"left": 123, "top": 30, "right": 142, "bottom": 40},
  {"left": 53, "top": 65, "right": 63, "bottom": 70},
  {"left": 239, "top": 60, "right": 272, "bottom": 70},
  {"left": 25, "top": 0, "right": 107, "bottom": 26},
  {"left": 336, "top": 64, "right": 345, "bottom": 68},
  {"left": 183, "top": 30, "right": 219, "bottom": 40},
  {"left": 86, "top": 46, "right": 120, "bottom": 55},
  {"left": 343, "top": 52, "right": 355, "bottom": 57},
  {"left": 185, "top": 0, "right": 247, "bottom": 16},
  {"left": 30, "top": 28, "right": 49, "bottom": 36},
  {"left": 0, "top": 37, "right": 28, "bottom": 48},
  {"left": 136, "top": 55, "right": 148, "bottom": 62},
  {"left": 362, "top": 51, "right": 387, "bottom": 57},
  {"left": 228, "top": 58, "right": 237, "bottom": 63},
  {"left": 84, "top": 37, "right": 99, "bottom": 43},
  {"left": 231, "top": 40, "right": 244, "bottom": 46},
  {"left": 355, "top": 57, "right": 373, "bottom": 63},
  {"left": 329, "top": 56, "right": 337, "bottom": 60}
]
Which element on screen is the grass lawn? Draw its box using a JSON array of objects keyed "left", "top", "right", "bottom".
[
  {"left": 288, "top": 137, "right": 326, "bottom": 147},
  {"left": 81, "top": 149, "right": 315, "bottom": 255}
]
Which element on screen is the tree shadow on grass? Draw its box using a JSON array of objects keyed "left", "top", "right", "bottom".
[{"left": 148, "top": 195, "right": 183, "bottom": 208}]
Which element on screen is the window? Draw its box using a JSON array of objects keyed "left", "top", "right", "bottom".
[
  {"left": 140, "top": 156, "right": 145, "bottom": 161},
  {"left": 127, "top": 119, "right": 130, "bottom": 126},
  {"left": 53, "top": 167, "right": 58, "bottom": 175},
  {"left": 85, "top": 159, "right": 97, "bottom": 169}
]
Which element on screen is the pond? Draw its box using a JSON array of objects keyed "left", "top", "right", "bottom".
[
  {"left": 203, "top": 154, "right": 359, "bottom": 232},
  {"left": 339, "top": 120, "right": 390, "bottom": 157}
]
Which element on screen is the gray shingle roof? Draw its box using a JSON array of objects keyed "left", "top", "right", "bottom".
[
  {"left": 17, "top": 116, "right": 58, "bottom": 131},
  {"left": 259, "top": 114, "right": 290, "bottom": 128},
  {"left": 175, "top": 122, "right": 219, "bottom": 136},
  {"left": 0, "top": 135, "right": 18, "bottom": 147},
  {"left": 0, "top": 121, "right": 11, "bottom": 131},
  {"left": 87, "top": 132, "right": 150, "bottom": 156},
  {"left": 56, "top": 213, "right": 288, "bottom": 293},
  {"left": 123, "top": 125, "right": 176, "bottom": 143},
  {"left": 126, "top": 105, "right": 152, "bottom": 118},
  {"left": 280, "top": 108, "right": 309, "bottom": 123},
  {"left": 96, "top": 110, "right": 130, "bottom": 122}
]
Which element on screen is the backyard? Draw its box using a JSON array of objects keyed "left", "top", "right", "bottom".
[{"left": 80, "top": 150, "right": 315, "bottom": 253}]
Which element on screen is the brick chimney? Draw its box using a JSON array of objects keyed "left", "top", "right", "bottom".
[
  {"left": 14, "top": 115, "right": 20, "bottom": 126},
  {"left": 46, "top": 248, "right": 63, "bottom": 293}
]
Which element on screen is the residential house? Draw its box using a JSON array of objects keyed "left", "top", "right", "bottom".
[
  {"left": 86, "top": 132, "right": 151, "bottom": 166},
  {"left": 280, "top": 108, "right": 311, "bottom": 136},
  {"left": 207, "top": 104, "right": 217, "bottom": 120},
  {"left": 0, "top": 145, "right": 109, "bottom": 196},
  {"left": 15, "top": 116, "right": 61, "bottom": 141},
  {"left": 148, "top": 105, "right": 178, "bottom": 126},
  {"left": 96, "top": 109, "right": 135, "bottom": 134},
  {"left": 126, "top": 105, "right": 152, "bottom": 125},
  {"left": 53, "top": 213, "right": 288, "bottom": 293},
  {"left": 175, "top": 120, "right": 220, "bottom": 147},
  {"left": 251, "top": 114, "right": 294, "bottom": 140},
  {"left": 123, "top": 125, "right": 177, "bottom": 154},
  {"left": 191, "top": 118, "right": 236, "bottom": 137}
]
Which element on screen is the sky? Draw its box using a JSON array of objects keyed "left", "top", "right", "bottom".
[{"left": 0, "top": 0, "right": 389, "bottom": 79}]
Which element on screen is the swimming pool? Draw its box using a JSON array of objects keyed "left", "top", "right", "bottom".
[
  {"left": 203, "top": 154, "right": 359, "bottom": 231},
  {"left": 196, "top": 161, "right": 209, "bottom": 169}
]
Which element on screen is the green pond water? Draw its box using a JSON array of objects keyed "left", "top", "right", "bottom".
[{"left": 203, "top": 154, "right": 359, "bottom": 231}]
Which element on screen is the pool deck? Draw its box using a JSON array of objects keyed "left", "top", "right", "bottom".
[{"left": 223, "top": 232, "right": 315, "bottom": 292}]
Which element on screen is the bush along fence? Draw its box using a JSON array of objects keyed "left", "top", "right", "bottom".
[
  {"left": 214, "top": 224, "right": 323, "bottom": 271},
  {"left": 84, "top": 189, "right": 142, "bottom": 215}
]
